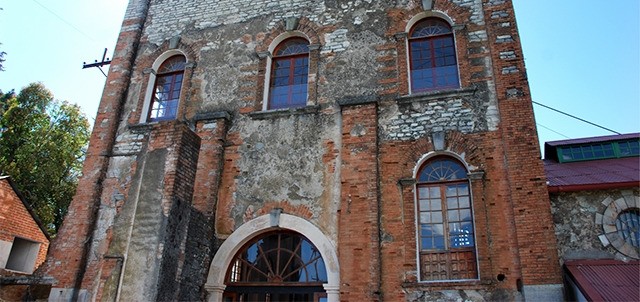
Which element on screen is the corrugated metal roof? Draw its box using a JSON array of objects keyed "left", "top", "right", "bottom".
[
  {"left": 565, "top": 259, "right": 640, "bottom": 302},
  {"left": 544, "top": 157, "right": 640, "bottom": 190},
  {"left": 545, "top": 133, "right": 640, "bottom": 147}
]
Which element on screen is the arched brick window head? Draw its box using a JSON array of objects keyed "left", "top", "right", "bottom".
[
  {"left": 148, "top": 55, "right": 185, "bottom": 122},
  {"left": 409, "top": 18, "right": 460, "bottom": 92},
  {"left": 416, "top": 156, "right": 478, "bottom": 281},
  {"left": 269, "top": 38, "right": 309, "bottom": 110}
]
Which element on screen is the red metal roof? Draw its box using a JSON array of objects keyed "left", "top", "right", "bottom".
[
  {"left": 544, "top": 157, "right": 640, "bottom": 192},
  {"left": 543, "top": 133, "right": 640, "bottom": 191},
  {"left": 565, "top": 259, "right": 640, "bottom": 302}
]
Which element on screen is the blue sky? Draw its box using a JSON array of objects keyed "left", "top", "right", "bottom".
[{"left": 1, "top": 0, "right": 638, "bottom": 156}]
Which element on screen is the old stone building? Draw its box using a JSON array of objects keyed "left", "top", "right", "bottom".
[{"left": 39, "top": 0, "right": 563, "bottom": 301}]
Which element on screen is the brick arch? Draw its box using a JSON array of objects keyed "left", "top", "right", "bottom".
[
  {"left": 256, "top": 17, "right": 322, "bottom": 53},
  {"left": 254, "top": 201, "right": 314, "bottom": 220},
  {"left": 387, "top": 5, "right": 458, "bottom": 35},
  {"left": 444, "top": 131, "right": 483, "bottom": 170},
  {"left": 149, "top": 38, "right": 199, "bottom": 65},
  {"left": 397, "top": 132, "right": 483, "bottom": 177}
]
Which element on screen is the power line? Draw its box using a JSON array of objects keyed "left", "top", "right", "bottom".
[
  {"left": 31, "top": 0, "right": 96, "bottom": 43},
  {"left": 532, "top": 101, "right": 622, "bottom": 135},
  {"left": 536, "top": 123, "right": 570, "bottom": 139}
]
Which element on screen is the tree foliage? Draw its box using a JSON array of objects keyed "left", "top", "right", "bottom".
[
  {"left": 0, "top": 42, "right": 6, "bottom": 71},
  {"left": 0, "top": 83, "right": 90, "bottom": 234}
]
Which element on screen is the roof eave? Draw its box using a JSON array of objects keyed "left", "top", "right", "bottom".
[{"left": 548, "top": 181, "right": 640, "bottom": 193}]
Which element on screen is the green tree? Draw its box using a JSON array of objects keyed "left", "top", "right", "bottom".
[
  {"left": 0, "top": 83, "right": 90, "bottom": 234},
  {"left": 0, "top": 43, "right": 6, "bottom": 71},
  {"left": 0, "top": 50, "right": 5, "bottom": 71}
]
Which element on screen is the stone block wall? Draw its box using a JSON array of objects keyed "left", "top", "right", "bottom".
[{"left": 551, "top": 188, "right": 640, "bottom": 261}]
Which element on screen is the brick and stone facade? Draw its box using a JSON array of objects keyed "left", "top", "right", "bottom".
[{"left": 38, "top": 0, "right": 562, "bottom": 301}]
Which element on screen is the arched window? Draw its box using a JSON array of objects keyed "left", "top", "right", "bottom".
[
  {"left": 148, "top": 55, "right": 185, "bottom": 122},
  {"left": 224, "top": 231, "right": 328, "bottom": 301},
  {"left": 268, "top": 38, "right": 309, "bottom": 110},
  {"left": 409, "top": 18, "right": 459, "bottom": 93},
  {"left": 616, "top": 208, "right": 639, "bottom": 249},
  {"left": 416, "top": 156, "right": 477, "bottom": 281}
]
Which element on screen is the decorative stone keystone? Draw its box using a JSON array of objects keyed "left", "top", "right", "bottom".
[
  {"left": 422, "top": 0, "right": 433, "bottom": 10},
  {"left": 286, "top": 17, "right": 299, "bottom": 31}
]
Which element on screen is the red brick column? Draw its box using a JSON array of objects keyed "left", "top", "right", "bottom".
[
  {"left": 338, "top": 100, "right": 381, "bottom": 302},
  {"left": 192, "top": 113, "right": 230, "bottom": 218},
  {"left": 483, "top": 0, "right": 562, "bottom": 288}
]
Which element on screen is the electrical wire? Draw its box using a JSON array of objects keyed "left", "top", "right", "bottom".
[
  {"left": 31, "top": 0, "right": 96, "bottom": 43},
  {"left": 97, "top": 67, "right": 107, "bottom": 78},
  {"left": 30, "top": 0, "right": 111, "bottom": 77},
  {"left": 536, "top": 123, "right": 570, "bottom": 139},
  {"left": 532, "top": 101, "right": 622, "bottom": 135}
]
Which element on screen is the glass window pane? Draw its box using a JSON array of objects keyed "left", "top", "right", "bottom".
[
  {"left": 460, "top": 209, "right": 472, "bottom": 221},
  {"left": 446, "top": 186, "right": 457, "bottom": 197},
  {"left": 434, "top": 236, "right": 445, "bottom": 249},
  {"left": 432, "top": 224, "right": 444, "bottom": 235},
  {"left": 421, "top": 225, "right": 433, "bottom": 237},
  {"left": 448, "top": 210, "right": 459, "bottom": 221},
  {"left": 419, "top": 187, "right": 430, "bottom": 198},
  {"left": 422, "top": 238, "right": 432, "bottom": 249},
  {"left": 429, "top": 188, "right": 440, "bottom": 198},
  {"left": 432, "top": 212, "right": 443, "bottom": 223},
  {"left": 603, "top": 144, "right": 614, "bottom": 156},
  {"left": 459, "top": 196, "right": 470, "bottom": 208},
  {"left": 419, "top": 199, "right": 430, "bottom": 211},
  {"left": 629, "top": 141, "right": 640, "bottom": 155},
  {"left": 431, "top": 199, "right": 442, "bottom": 211},
  {"left": 447, "top": 197, "right": 458, "bottom": 209}
]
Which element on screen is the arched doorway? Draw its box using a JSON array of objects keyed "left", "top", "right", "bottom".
[
  {"left": 205, "top": 213, "right": 340, "bottom": 302},
  {"left": 223, "top": 231, "right": 328, "bottom": 301}
]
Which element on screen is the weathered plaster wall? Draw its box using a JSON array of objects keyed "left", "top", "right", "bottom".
[{"left": 216, "top": 113, "right": 342, "bottom": 242}]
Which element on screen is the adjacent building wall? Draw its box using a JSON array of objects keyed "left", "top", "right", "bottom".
[
  {"left": 0, "top": 178, "right": 49, "bottom": 275},
  {"left": 551, "top": 188, "right": 640, "bottom": 261}
]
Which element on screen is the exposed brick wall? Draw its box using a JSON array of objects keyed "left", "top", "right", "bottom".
[
  {"left": 338, "top": 101, "right": 381, "bottom": 302},
  {"left": 376, "top": 132, "right": 528, "bottom": 300},
  {"left": 0, "top": 178, "right": 49, "bottom": 273},
  {"left": 481, "top": 0, "right": 562, "bottom": 286}
]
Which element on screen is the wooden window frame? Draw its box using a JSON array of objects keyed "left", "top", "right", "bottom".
[
  {"left": 147, "top": 55, "right": 185, "bottom": 122},
  {"left": 408, "top": 18, "right": 460, "bottom": 93},
  {"left": 415, "top": 157, "right": 478, "bottom": 282},
  {"left": 268, "top": 38, "right": 310, "bottom": 110}
]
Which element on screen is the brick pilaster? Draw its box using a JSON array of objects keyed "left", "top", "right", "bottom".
[{"left": 338, "top": 100, "right": 381, "bottom": 302}]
